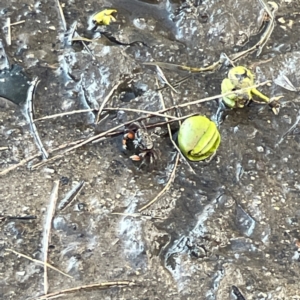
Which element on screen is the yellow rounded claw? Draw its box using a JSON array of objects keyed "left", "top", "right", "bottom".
[{"left": 178, "top": 116, "right": 221, "bottom": 161}]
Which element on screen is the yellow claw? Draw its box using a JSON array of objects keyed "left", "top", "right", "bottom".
[
  {"left": 190, "top": 121, "right": 219, "bottom": 156},
  {"left": 178, "top": 116, "right": 221, "bottom": 162},
  {"left": 222, "top": 66, "right": 271, "bottom": 108},
  {"left": 93, "top": 9, "right": 117, "bottom": 26}
]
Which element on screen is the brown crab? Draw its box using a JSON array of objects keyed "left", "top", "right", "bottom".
[{"left": 122, "top": 122, "right": 159, "bottom": 165}]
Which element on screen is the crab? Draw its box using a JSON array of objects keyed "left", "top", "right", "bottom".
[{"left": 122, "top": 123, "right": 159, "bottom": 165}]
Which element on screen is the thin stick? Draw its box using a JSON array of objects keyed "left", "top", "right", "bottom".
[
  {"left": 111, "top": 212, "right": 165, "bottom": 220},
  {"left": 96, "top": 80, "right": 125, "bottom": 124},
  {"left": 0, "top": 147, "right": 9, "bottom": 151},
  {"left": 43, "top": 180, "right": 59, "bottom": 295},
  {"left": 34, "top": 109, "right": 94, "bottom": 121},
  {"left": 276, "top": 112, "right": 300, "bottom": 146},
  {"left": 26, "top": 78, "right": 49, "bottom": 159},
  {"left": 34, "top": 107, "right": 178, "bottom": 122},
  {"left": 58, "top": 181, "right": 84, "bottom": 210},
  {"left": 30, "top": 122, "right": 132, "bottom": 170},
  {"left": 33, "top": 281, "right": 135, "bottom": 300},
  {"left": 7, "top": 18, "right": 11, "bottom": 46},
  {"left": 91, "top": 112, "right": 199, "bottom": 143},
  {"left": 5, "top": 249, "right": 72, "bottom": 279},
  {"left": 111, "top": 212, "right": 141, "bottom": 218},
  {"left": 163, "top": 81, "right": 271, "bottom": 112},
  {"left": 0, "top": 139, "right": 85, "bottom": 176},
  {"left": 56, "top": 0, "right": 67, "bottom": 31},
  {"left": 139, "top": 153, "right": 179, "bottom": 212},
  {"left": 34, "top": 81, "right": 270, "bottom": 123},
  {"left": 156, "top": 65, "right": 178, "bottom": 93},
  {"left": 0, "top": 153, "right": 41, "bottom": 176},
  {"left": 157, "top": 79, "right": 195, "bottom": 174},
  {"left": 72, "top": 36, "right": 94, "bottom": 42},
  {"left": 10, "top": 20, "right": 25, "bottom": 26}
]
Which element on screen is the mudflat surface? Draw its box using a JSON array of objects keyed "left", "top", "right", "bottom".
[{"left": 1, "top": 0, "right": 300, "bottom": 299}]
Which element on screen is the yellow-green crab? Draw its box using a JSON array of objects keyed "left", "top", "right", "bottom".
[
  {"left": 221, "top": 66, "right": 270, "bottom": 108},
  {"left": 178, "top": 116, "right": 221, "bottom": 161}
]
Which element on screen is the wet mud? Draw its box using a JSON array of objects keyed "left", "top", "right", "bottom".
[{"left": 1, "top": 0, "right": 300, "bottom": 299}]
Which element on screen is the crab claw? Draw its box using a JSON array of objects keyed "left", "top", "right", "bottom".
[
  {"left": 130, "top": 154, "right": 141, "bottom": 161},
  {"left": 269, "top": 95, "right": 283, "bottom": 115}
]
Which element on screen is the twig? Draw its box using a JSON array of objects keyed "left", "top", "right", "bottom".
[
  {"left": 111, "top": 212, "right": 141, "bottom": 218},
  {"left": 34, "top": 107, "right": 178, "bottom": 122},
  {"left": 56, "top": 0, "right": 67, "bottom": 31},
  {"left": 157, "top": 78, "right": 195, "bottom": 174},
  {"left": 0, "top": 147, "right": 9, "bottom": 151},
  {"left": 26, "top": 78, "right": 49, "bottom": 159},
  {"left": 231, "top": 0, "right": 277, "bottom": 60},
  {"left": 42, "top": 180, "right": 59, "bottom": 295},
  {"left": 163, "top": 81, "right": 271, "bottom": 112},
  {"left": 143, "top": 60, "right": 220, "bottom": 73},
  {"left": 100, "top": 107, "right": 179, "bottom": 120},
  {"left": 0, "top": 153, "right": 41, "bottom": 176},
  {"left": 7, "top": 18, "right": 11, "bottom": 46},
  {"left": 0, "top": 139, "right": 85, "bottom": 176},
  {"left": 156, "top": 65, "right": 178, "bottom": 93},
  {"left": 5, "top": 249, "right": 72, "bottom": 278},
  {"left": 276, "top": 112, "right": 300, "bottom": 146},
  {"left": 58, "top": 181, "right": 85, "bottom": 210},
  {"left": 30, "top": 122, "right": 132, "bottom": 170},
  {"left": 91, "top": 112, "right": 199, "bottom": 143},
  {"left": 0, "top": 215, "right": 36, "bottom": 221},
  {"left": 111, "top": 212, "right": 165, "bottom": 220},
  {"left": 138, "top": 152, "right": 179, "bottom": 212},
  {"left": 34, "top": 109, "right": 94, "bottom": 121},
  {"left": 65, "top": 21, "right": 77, "bottom": 46},
  {"left": 96, "top": 80, "right": 125, "bottom": 124},
  {"left": 33, "top": 280, "right": 135, "bottom": 300},
  {"left": 72, "top": 36, "right": 94, "bottom": 43},
  {"left": 10, "top": 20, "right": 25, "bottom": 26}
]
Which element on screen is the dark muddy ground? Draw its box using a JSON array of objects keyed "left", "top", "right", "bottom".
[{"left": 1, "top": 0, "right": 300, "bottom": 299}]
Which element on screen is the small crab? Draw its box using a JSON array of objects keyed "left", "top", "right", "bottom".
[{"left": 122, "top": 122, "right": 159, "bottom": 165}]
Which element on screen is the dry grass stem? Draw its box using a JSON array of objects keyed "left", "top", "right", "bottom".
[
  {"left": 35, "top": 107, "right": 178, "bottom": 122},
  {"left": 58, "top": 181, "right": 85, "bottom": 210},
  {"left": 138, "top": 153, "right": 179, "bottom": 212},
  {"left": 0, "top": 139, "right": 86, "bottom": 176},
  {"left": 7, "top": 18, "right": 11, "bottom": 46},
  {"left": 43, "top": 180, "right": 59, "bottom": 294},
  {"left": 26, "top": 78, "right": 49, "bottom": 159},
  {"left": 104, "top": 107, "right": 178, "bottom": 119},
  {"left": 96, "top": 80, "right": 125, "bottom": 124},
  {"left": 231, "top": 0, "right": 277, "bottom": 60},
  {"left": 33, "top": 280, "right": 135, "bottom": 300},
  {"left": 156, "top": 79, "right": 195, "bottom": 174},
  {"left": 10, "top": 20, "right": 25, "bottom": 26},
  {"left": 30, "top": 121, "right": 134, "bottom": 170},
  {"left": 0, "top": 153, "right": 41, "bottom": 176},
  {"left": 72, "top": 36, "right": 94, "bottom": 43},
  {"left": 168, "top": 81, "right": 271, "bottom": 111},
  {"left": 111, "top": 212, "right": 141, "bottom": 217},
  {"left": 0, "top": 147, "right": 9, "bottom": 151},
  {"left": 56, "top": 0, "right": 67, "bottom": 31},
  {"left": 5, "top": 249, "right": 72, "bottom": 278},
  {"left": 156, "top": 65, "right": 178, "bottom": 93},
  {"left": 34, "top": 109, "right": 94, "bottom": 121}
]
